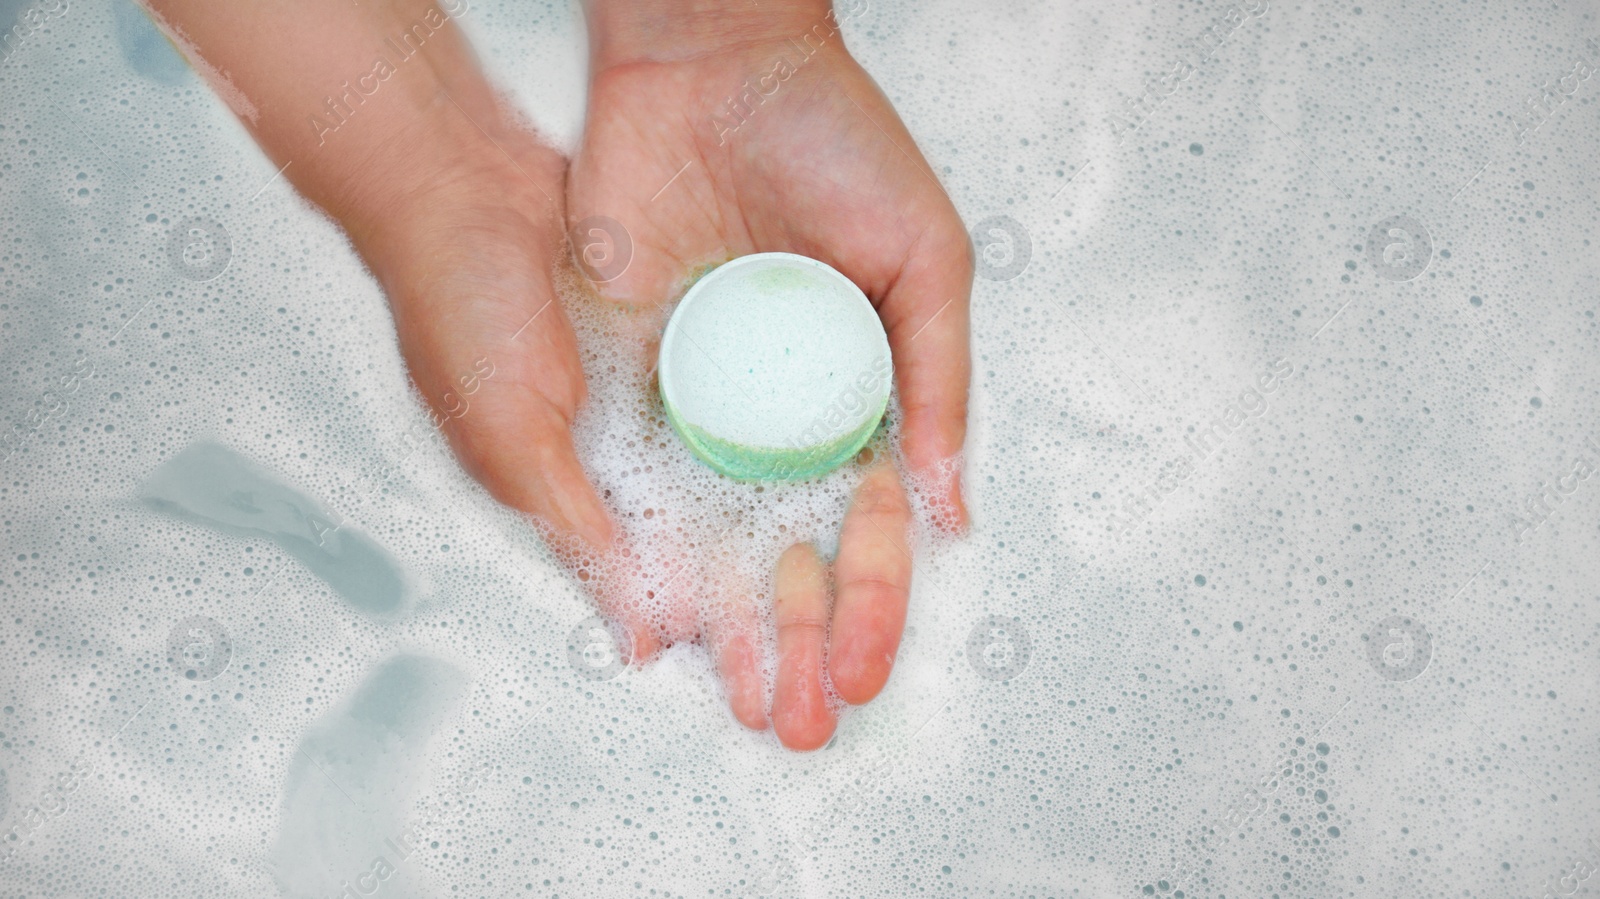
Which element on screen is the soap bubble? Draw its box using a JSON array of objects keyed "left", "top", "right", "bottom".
[
  {"left": 166, "top": 615, "right": 232, "bottom": 681},
  {"left": 166, "top": 215, "right": 232, "bottom": 281},
  {"left": 1363, "top": 615, "right": 1431, "bottom": 681},
  {"left": 1365, "top": 215, "right": 1432, "bottom": 281},
  {"left": 966, "top": 615, "right": 1032, "bottom": 680},
  {"left": 970, "top": 214, "right": 1031, "bottom": 281},
  {"left": 455, "top": 760, "right": 492, "bottom": 796},
  {"left": 11, "top": 3, "right": 1598, "bottom": 893},
  {"left": 571, "top": 215, "right": 633, "bottom": 283},
  {"left": 566, "top": 615, "right": 630, "bottom": 681}
]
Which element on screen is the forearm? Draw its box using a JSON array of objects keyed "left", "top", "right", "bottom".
[
  {"left": 583, "top": 0, "right": 841, "bottom": 70},
  {"left": 139, "top": 0, "right": 502, "bottom": 231}
]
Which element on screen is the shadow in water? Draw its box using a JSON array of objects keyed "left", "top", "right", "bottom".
[
  {"left": 140, "top": 441, "right": 414, "bottom": 619},
  {"left": 267, "top": 653, "right": 469, "bottom": 899}
]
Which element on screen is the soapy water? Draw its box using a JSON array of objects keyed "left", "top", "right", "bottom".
[
  {"left": 1, "top": 0, "right": 1598, "bottom": 897},
  {"left": 550, "top": 268, "right": 954, "bottom": 697}
]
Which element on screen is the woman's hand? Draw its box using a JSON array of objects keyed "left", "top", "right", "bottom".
[
  {"left": 142, "top": 0, "right": 614, "bottom": 547},
  {"left": 145, "top": 0, "right": 972, "bottom": 751},
  {"left": 567, "top": 0, "right": 973, "bottom": 748}
]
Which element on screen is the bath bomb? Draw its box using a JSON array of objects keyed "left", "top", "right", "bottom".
[{"left": 658, "top": 252, "right": 892, "bottom": 481}]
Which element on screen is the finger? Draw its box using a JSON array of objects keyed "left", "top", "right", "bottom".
[
  {"left": 761, "top": 77, "right": 973, "bottom": 532},
  {"left": 703, "top": 589, "right": 768, "bottom": 731},
  {"left": 572, "top": 540, "right": 672, "bottom": 665},
  {"left": 377, "top": 211, "right": 617, "bottom": 553},
  {"left": 376, "top": 207, "right": 651, "bottom": 650},
  {"left": 771, "top": 543, "right": 836, "bottom": 751},
  {"left": 585, "top": 528, "right": 725, "bottom": 666},
  {"left": 418, "top": 321, "right": 658, "bottom": 657},
  {"left": 827, "top": 462, "right": 913, "bottom": 705},
  {"left": 448, "top": 379, "right": 614, "bottom": 551},
  {"left": 876, "top": 216, "right": 973, "bottom": 533}
]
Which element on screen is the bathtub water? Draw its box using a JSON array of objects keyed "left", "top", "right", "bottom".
[{"left": 1, "top": 0, "right": 1598, "bottom": 897}]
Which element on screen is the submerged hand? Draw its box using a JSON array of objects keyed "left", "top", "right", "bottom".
[
  {"left": 567, "top": 1, "right": 973, "bottom": 749},
  {"left": 154, "top": 0, "right": 970, "bottom": 750},
  {"left": 142, "top": 0, "right": 617, "bottom": 554},
  {"left": 346, "top": 97, "right": 617, "bottom": 559}
]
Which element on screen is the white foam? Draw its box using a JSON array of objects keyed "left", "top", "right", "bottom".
[
  {"left": 1, "top": 0, "right": 1597, "bottom": 896},
  {"left": 558, "top": 264, "right": 909, "bottom": 655}
]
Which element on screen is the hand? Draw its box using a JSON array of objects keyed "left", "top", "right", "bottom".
[
  {"left": 141, "top": 0, "right": 616, "bottom": 550},
  {"left": 567, "top": 0, "right": 973, "bottom": 749},
  {"left": 343, "top": 89, "right": 619, "bottom": 563},
  {"left": 148, "top": 0, "right": 971, "bottom": 751}
]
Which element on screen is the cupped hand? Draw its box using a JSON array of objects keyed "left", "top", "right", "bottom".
[
  {"left": 565, "top": 11, "right": 973, "bottom": 749},
  {"left": 148, "top": 0, "right": 968, "bottom": 750},
  {"left": 343, "top": 87, "right": 615, "bottom": 558}
]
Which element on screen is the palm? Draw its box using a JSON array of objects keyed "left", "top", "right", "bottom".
[
  {"left": 571, "top": 43, "right": 946, "bottom": 317},
  {"left": 567, "top": 38, "right": 973, "bottom": 749},
  {"left": 168, "top": 0, "right": 969, "bottom": 751}
]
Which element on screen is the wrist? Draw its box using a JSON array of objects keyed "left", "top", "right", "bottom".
[
  {"left": 333, "top": 107, "right": 568, "bottom": 279},
  {"left": 584, "top": 0, "right": 855, "bottom": 71},
  {"left": 268, "top": 18, "right": 564, "bottom": 251}
]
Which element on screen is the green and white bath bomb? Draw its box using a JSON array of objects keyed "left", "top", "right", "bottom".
[{"left": 658, "top": 252, "right": 892, "bottom": 481}]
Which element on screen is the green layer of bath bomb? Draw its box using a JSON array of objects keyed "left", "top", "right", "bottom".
[{"left": 658, "top": 253, "right": 892, "bottom": 481}]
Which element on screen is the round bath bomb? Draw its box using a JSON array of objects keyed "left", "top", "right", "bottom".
[{"left": 658, "top": 252, "right": 892, "bottom": 481}]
